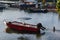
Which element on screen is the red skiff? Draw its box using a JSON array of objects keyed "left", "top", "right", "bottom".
[
  {"left": 5, "top": 21, "right": 46, "bottom": 34},
  {"left": 5, "top": 21, "right": 41, "bottom": 33}
]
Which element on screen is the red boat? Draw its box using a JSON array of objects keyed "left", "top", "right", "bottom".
[{"left": 5, "top": 21, "right": 46, "bottom": 34}]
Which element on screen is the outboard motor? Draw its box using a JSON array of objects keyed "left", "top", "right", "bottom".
[
  {"left": 9, "top": 22, "right": 11, "bottom": 24},
  {"left": 37, "top": 23, "right": 46, "bottom": 33}
]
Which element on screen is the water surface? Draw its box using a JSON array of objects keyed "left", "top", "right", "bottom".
[{"left": 0, "top": 8, "right": 60, "bottom": 40}]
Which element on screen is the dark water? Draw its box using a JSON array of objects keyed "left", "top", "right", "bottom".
[{"left": 0, "top": 8, "right": 60, "bottom": 40}]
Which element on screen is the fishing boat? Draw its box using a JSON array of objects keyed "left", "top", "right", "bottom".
[{"left": 5, "top": 21, "right": 46, "bottom": 34}]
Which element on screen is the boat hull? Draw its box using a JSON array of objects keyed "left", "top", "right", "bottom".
[
  {"left": 6, "top": 22, "right": 40, "bottom": 34},
  {"left": 26, "top": 8, "right": 48, "bottom": 13}
]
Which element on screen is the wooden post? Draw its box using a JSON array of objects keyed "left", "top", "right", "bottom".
[{"left": 53, "top": 26, "right": 55, "bottom": 32}]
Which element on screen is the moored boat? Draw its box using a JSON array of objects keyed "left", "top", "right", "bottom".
[
  {"left": 5, "top": 21, "right": 46, "bottom": 34},
  {"left": 19, "top": 3, "right": 35, "bottom": 10},
  {"left": 26, "top": 8, "right": 48, "bottom": 13},
  {"left": 0, "top": 3, "right": 9, "bottom": 10}
]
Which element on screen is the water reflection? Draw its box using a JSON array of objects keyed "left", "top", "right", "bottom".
[
  {"left": 5, "top": 28, "right": 45, "bottom": 34},
  {"left": 58, "top": 14, "right": 60, "bottom": 20},
  {"left": 17, "top": 17, "right": 32, "bottom": 20},
  {"left": 5, "top": 28, "right": 23, "bottom": 34},
  {"left": 0, "top": 10, "right": 3, "bottom": 12},
  {"left": 18, "top": 36, "right": 29, "bottom": 40},
  {"left": 5, "top": 28, "right": 45, "bottom": 40}
]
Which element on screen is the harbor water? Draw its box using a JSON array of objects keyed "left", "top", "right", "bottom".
[{"left": 0, "top": 8, "right": 60, "bottom": 40}]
